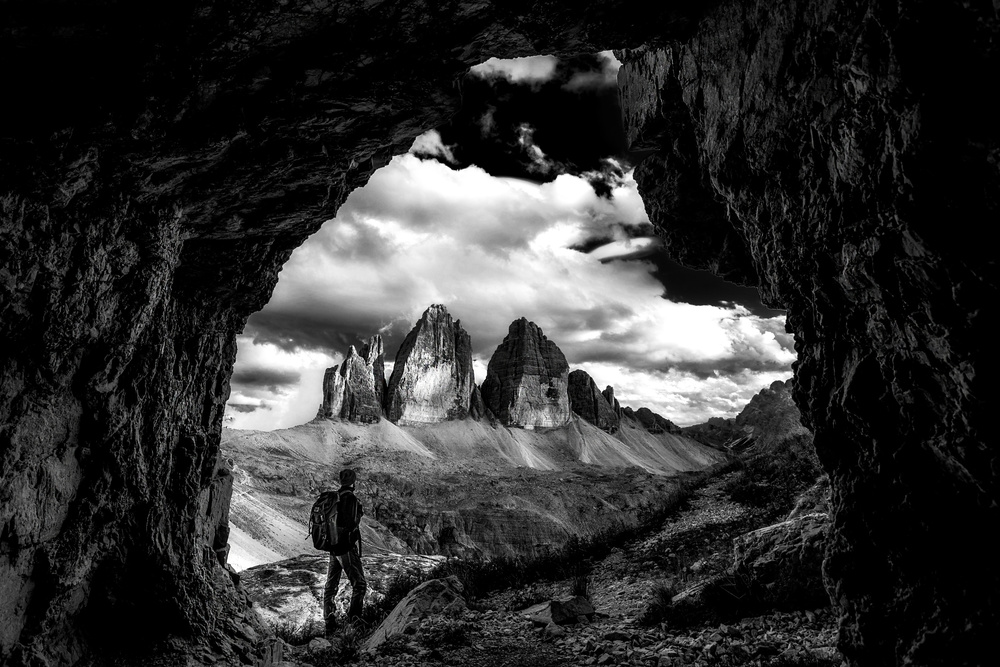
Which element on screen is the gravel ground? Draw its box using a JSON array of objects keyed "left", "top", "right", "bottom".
[{"left": 285, "top": 475, "right": 842, "bottom": 667}]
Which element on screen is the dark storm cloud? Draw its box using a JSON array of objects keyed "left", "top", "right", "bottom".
[
  {"left": 645, "top": 253, "right": 784, "bottom": 318},
  {"left": 245, "top": 308, "right": 395, "bottom": 356},
  {"left": 423, "top": 53, "right": 631, "bottom": 197},
  {"left": 227, "top": 401, "right": 271, "bottom": 414},
  {"left": 428, "top": 51, "right": 782, "bottom": 319},
  {"left": 546, "top": 303, "right": 637, "bottom": 335},
  {"left": 230, "top": 367, "right": 301, "bottom": 391}
]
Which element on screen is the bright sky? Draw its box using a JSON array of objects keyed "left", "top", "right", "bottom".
[{"left": 224, "top": 55, "right": 795, "bottom": 431}]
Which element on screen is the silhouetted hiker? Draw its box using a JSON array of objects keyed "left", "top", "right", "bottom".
[{"left": 323, "top": 468, "right": 367, "bottom": 635}]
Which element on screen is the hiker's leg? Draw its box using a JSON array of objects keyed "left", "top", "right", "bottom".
[
  {"left": 342, "top": 546, "right": 368, "bottom": 622},
  {"left": 324, "top": 551, "right": 344, "bottom": 634}
]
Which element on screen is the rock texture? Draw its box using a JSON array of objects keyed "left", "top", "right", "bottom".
[
  {"left": 365, "top": 576, "right": 467, "bottom": 650},
  {"left": 320, "top": 336, "right": 386, "bottom": 424},
  {"left": 385, "top": 305, "right": 476, "bottom": 425},
  {"left": 602, "top": 386, "right": 622, "bottom": 417},
  {"left": 568, "top": 370, "right": 619, "bottom": 433},
  {"left": 0, "top": 1, "right": 995, "bottom": 665},
  {"left": 241, "top": 553, "right": 445, "bottom": 639},
  {"left": 733, "top": 513, "right": 831, "bottom": 612},
  {"left": 619, "top": 3, "right": 997, "bottom": 663},
  {"left": 481, "top": 319, "right": 571, "bottom": 429},
  {"left": 523, "top": 596, "right": 596, "bottom": 627}
]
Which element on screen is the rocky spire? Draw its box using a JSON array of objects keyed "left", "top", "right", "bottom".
[
  {"left": 480, "top": 318, "right": 570, "bottom": 429},
  {"left": 320, "top": 335, "right": 386, "bottom": 423},
  {"left": 385, "top": 305, "right": 476, "bottom": 425},
  {"left": 568, "top": 369, "right": 620, "bottom": 433},
  {"left": 602, "top": 385, "right": 622, "bottom": 417}
]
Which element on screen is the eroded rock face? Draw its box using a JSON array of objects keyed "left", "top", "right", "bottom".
[
  {"left": 568, "top": 370, "right": 619, "bottom": 433},
  {"left": 320, "top": 336, "right": 386, "bottom": 424},
  {"left": 385, "top": 305, "right": 476, "bottom": 425},
  {"left": 602, "top": 386, "right": 622, "bottom": 417},
  {"left": 481, "top": 319, "right": 571, "bottom": 429},
  {"left": 618, "top": 2, "right": 997, "bottom": 663}
]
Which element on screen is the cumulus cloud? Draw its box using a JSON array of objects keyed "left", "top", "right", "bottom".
[
  {"left": 232, "top": 148, "right": 793, "bottom": 430},
  {"left": 226, "top": 337, "right": 338, "bottom": 429},
  {"left": 577, "top": 363, "right": 794, "bottom": 426},
  {"left": 409, "top": 129, "right": 458, "bottom": 165},
  {"left": 470, "top": 55, "right": 559, "bottom": 85},
  {"left": 230, "top": 367, "right": 301, "bottom": 392}
]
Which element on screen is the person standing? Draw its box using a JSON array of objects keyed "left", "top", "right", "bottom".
[{"left": 323, "top": 468, "right": 367, "bottom": 635}]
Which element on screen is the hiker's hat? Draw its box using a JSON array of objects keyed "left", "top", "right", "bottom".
[{"left": 340, "top": 468, "right": 357, "bottom": 486}]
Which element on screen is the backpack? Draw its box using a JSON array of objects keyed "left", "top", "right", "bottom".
[{"left": 307, "top": 490, "right": 340, "bottom": 551}]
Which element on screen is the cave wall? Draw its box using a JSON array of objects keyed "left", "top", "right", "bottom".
[
  {"left": 618, "top": 1, "right": 997, "bottom": 664},
  {"left": 0, "top": 1, "right": 995, "bottom": 665}
]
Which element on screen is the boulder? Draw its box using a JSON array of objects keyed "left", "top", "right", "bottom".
[
  {"left": 522, "top": 595, "right": 596, "bottom": 626},
  {"left": 364, "top": 576, "right": 467, "bottom": 650},
  {"left": 385, "top": 305, "right": 477, "bottom": 425},
  {"left": 568, "top": 370, "right": 619, "bottom": 433},
  {"left": 732, "top": 512, "right": 830, "bottom": 610},
  {"left": 480, "top": 318, "right": 570, "bottom": 429},
  {"left": 320, "top": 335, "right": 386, "bottom": 423}
]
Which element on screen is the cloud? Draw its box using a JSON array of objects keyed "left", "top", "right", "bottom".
[
  {"left": 409, "top": 130, "right": 458, "bottom": 165},
  {"left": 230, "top": 367, "right": 301, "bottom": 392},
  {"left": 575, "top": 363, "right": 793, "bottom": 426},
  {"left": 469, "top": 56, "right": 558, "bottom": 85},
  {"left": 226, "top": 337, "right": 338, "bottom": 430},
  {"left": 431, "top": 53, "right": 632, "bottom": 199},
  {"left": 226, "top": 401, "right": 270, "bottom": 414},
  {"left": 562, "top": 51, "right": 622, "bottom": 93},
  {"left": 233, "top": 150, "right": 793, "bottom": 431}
]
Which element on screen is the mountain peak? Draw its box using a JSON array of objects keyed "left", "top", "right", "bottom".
[
  {"left": 481, "top": 318, "right": 570, "bottom": 429},
  {"left": 319, "top": 334, "right": 386, "bottom": 423},
  {"left": 385, "top": 305, "right": 476, "bottom": 425}
]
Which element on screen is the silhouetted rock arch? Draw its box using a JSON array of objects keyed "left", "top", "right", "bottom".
[{"left": 0, "top": 2, "right": 995, "bottom": 665}]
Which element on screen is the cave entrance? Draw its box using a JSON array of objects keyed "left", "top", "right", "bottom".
[{"left": 224, "top": 53, "right": 794, "bottom": 433}]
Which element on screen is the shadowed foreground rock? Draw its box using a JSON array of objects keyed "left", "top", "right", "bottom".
[
  {"left": 364, "top": 576, "right": 467, "bottom": 650},
  {"left": 0, "top": 0, "right": 995, "bottom": 665},
  {"left": 733, "top": 513, "right": 831, "bottom": 611}
]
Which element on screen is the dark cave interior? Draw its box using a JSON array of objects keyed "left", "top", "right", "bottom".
[{"left": 0, "top": 1, "right": 996, "bottom": 666}]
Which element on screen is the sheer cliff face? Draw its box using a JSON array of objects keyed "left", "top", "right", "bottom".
[
  {"left": 481, "top": 319, "right": 571, "bottom": 429},
  {"left": 385, "top": 305, "right": 476, "bottom": 425},
  {"left": 618, "top": 2, "right": 997, "bottom": 664},
  {"left": 0, "top": 0, "right": 995, "bottom": 665},
  {"left": 568, "top": 369, "right": 620, "bottom": 433},
  {"left": 321, "top": 336, "right": 386, "bottom": 424}
]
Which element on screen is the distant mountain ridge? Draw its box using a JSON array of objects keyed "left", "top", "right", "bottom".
[
  {"left": 320, "top": 304, "right": 690, "bottom": 435},
  {"left": 222, "top": 308, "right": 808, "bottom": 573},
  {"left": 222, "top": 413, "right": 726, "bottom": 571}
]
